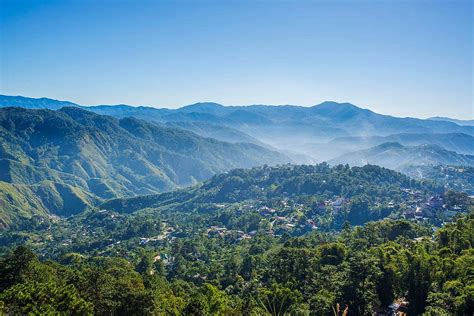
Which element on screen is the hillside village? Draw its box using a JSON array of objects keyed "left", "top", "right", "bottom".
[
  {"left": 61, "top": 192, "right": 464, "bottom": 248},
  {"left": 56, "top": 190, "right": 466, "bottom": 256}
]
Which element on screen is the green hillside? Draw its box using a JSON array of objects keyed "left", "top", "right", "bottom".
[
  {"left": 0, "top": 181, "right": 96, "bottom": 229},
  {"left": 0, "top": 107, "right": 289, "bottom": 227}
]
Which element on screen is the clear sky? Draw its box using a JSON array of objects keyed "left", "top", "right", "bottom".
[{"left": 0, "top": 0, "right": 472, "bottom": 119}]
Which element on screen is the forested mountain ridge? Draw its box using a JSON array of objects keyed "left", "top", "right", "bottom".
[
  {"left": 3, "top": 163, "right": 453, "bottom": 255},
  {"left": 0, "top": 107, "right": 289, "bottom": 227},
  {"left": 0, "top": 95, "right": 77, "bottom": 110}
]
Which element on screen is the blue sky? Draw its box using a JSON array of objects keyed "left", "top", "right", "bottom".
[{"left": 0, "top": 0, "right": 472, "bottom": 119}]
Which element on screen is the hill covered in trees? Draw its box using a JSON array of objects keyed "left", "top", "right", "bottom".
[
  {"left": 307, "top": 132, "right": 474, "bottom": 162},
  {"left": 403, "top": 165, "right": 474, "bottom": 195},
  {"left": 102, "top": 163, "right": 439, "bottom": 216}
]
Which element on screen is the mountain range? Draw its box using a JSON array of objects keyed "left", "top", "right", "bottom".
[{"left": 2, "top": 95, "right": 473, "bottom": 161}]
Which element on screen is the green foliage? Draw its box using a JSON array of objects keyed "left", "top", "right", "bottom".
[
  {"left": 0, "top": 160, "right": 472, "bottom": 314},
  {"left": 0, "top": 212, "right": 473, "bottom": 314},
  {"left": 256, "top": 284, "right": 302, "bottom": 316},
  {"left": 0, "top": 282, "right": 93, "bottom": 314}
]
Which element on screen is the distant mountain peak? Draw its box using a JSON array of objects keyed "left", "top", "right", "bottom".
[
  {"left": 314, "top": 101, "right": 359, "bottom": 108},
  {"left": 375, "top": 142, "right": 405, "bottom": 150},
  {"left": 0, "top": 94, "right": 78, "bottom": 110},
  {"left": 312, "top": 101, "right": 368, "bottom": 112},
  {"left": 188, "top": 102, "right": 224, "bottom": 106},
  {"left": 310, "top": 101, "right": 374, "bottom": 120},
  {"left": 180, "top": 102, "right": 224, "bottom": 109}
]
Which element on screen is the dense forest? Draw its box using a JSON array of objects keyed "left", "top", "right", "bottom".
[{"left": 1, "top": 212, "right": 473, "bottom": 315}]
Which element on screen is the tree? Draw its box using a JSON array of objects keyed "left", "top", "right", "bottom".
[
  {"left": 257, "top": 284, "right": 302, "bottom": 316},
  {"left": 184, "top": 283, "right": 234, "bottom": 315},
  {"left": 136, "top": 250, "right": 154, "bottom": 275},
  {"left": 340, "top": 251, "right": 382, "bottom": 315},
  {"left": 406, "top": 247, "right": 435, "bottom": 315},
  {"left": 319, "top": 242, "right": 347, "bottom": 266},
  {"left": 0, "top": 282, "right": 93, "bottom": 314},
  {"left": 0, "top": 246, "right": 39, "bottom": 291}
]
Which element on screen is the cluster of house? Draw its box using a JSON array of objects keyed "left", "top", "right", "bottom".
[
  {"left": 259, "top": 204, "right": 318, "bottom": 232},
  {"left": 303, "top": 197, "right": 349, "bottom": 215},
  {"left": 258, "top": 206, "right": 277, "bottom": 216},
  {"left": 401, "top": 191, "right": 445, "bottom": 219},
  {"left": 153, "top": 252, "right": 170, "bottom": 265},
  {"left": 57, "top": 210, "right": 124, "bottom": 247},
  {"left": 206, "top": 226, "right": 255, "bottom": 240},
  {"left": 139, "top": 225, "right": 176, "bottom": 245}
]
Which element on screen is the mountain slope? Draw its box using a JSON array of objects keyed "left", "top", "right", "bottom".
[
  {"left": 330, "top": 142, "right": 474, "bottom": 171},
  {"left": 0, "top": 107, "right": 290, "bottom": 227},
  {"left": 165, "top": 121, "right": 270, "bottom": 146},
  {"left": 0, "top": 180, "right": 97, "bottom": 229},
  {"left": 0, "top": 106, "right": 289, "bottom": 192}
]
